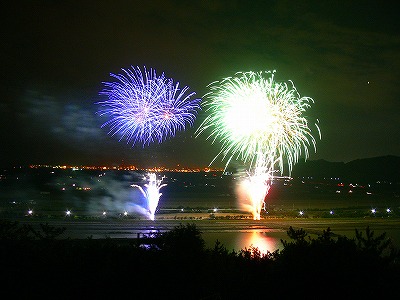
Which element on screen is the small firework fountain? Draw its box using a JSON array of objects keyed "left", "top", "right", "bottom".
[
  {"left": 131, "top": 173, "right": 167, "bottom": 221},
  {"left": 196, "top": 70, "right": 320, "bottom": 220},
  {"left": 97, "top": 66, "right": 201, "bottom": 220},
  {"left": 240, "top": 161, "right": 271, "bottom": 220}
]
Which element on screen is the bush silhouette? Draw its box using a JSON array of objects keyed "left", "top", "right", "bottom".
[{"left": 1, "top": 220, "right": 399, "bottom": 299}]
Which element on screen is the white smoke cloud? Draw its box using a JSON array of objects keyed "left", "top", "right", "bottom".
[{"left": 56, "top": 170, "right": 152, "bottom": 218}]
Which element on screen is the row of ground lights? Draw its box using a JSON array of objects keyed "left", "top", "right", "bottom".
[
  {"left": 25, "top": 208, "right": 395, "bottom": 217},
  {"left": 298, "top": 208, "right": 393, "bottom": 216}
]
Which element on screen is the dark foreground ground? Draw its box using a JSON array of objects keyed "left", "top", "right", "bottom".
[{"left": 1, "top": 216, "right": 400, "bottom": 300}]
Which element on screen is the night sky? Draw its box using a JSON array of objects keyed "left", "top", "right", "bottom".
[{"left": 1, "top": 0, "right": 399, "bottom": 169}]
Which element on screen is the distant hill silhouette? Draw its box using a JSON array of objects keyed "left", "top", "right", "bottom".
[{"left": 291, "top": 155, "right": 400, "bottom": 183}]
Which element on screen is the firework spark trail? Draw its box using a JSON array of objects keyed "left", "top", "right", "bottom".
[
  {"left": 96, "top": 66, "right": 201, "bottom": 147},
  {"left": 96, "top": 66, "right": 201, "bottom": 220},
  {"left": 131, "top": 173, "right": 167, "bottom": 221},
  {"left": 196, "top": 70, "right": 320, "bottom": 220}
]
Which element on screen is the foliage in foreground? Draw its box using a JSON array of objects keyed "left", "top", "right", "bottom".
[{"left": 1, "top": 220, "right": 399, "bottom": 299}]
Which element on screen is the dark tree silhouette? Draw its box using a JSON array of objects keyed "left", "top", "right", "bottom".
[{"left": 1, "top": 220, "right": 399, "bottom": 299}]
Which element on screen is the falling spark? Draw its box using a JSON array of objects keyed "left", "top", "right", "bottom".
[{"left": 196, "top": 70, "right": 320, "bottom": 220}]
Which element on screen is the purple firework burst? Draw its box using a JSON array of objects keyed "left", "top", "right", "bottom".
[{"left": 96, "top": 66, "right": 201, "bottom": 147}]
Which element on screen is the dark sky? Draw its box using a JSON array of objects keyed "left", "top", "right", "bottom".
[{"left": 1, "top": 0, "right": 399, "bottom": 169}]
